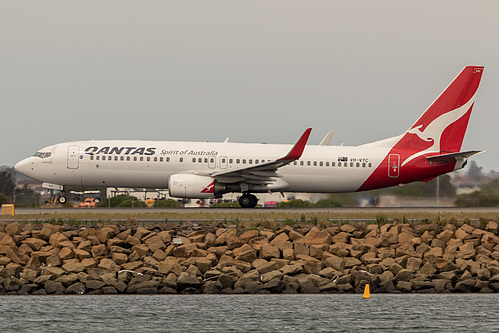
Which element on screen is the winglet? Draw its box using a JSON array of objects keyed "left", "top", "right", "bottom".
[
  {"left": 279, "top": 128, "right": 312, "bottom": 161},
  {"left": 319, "top": 130, "right": 334, "bottom": 146}
]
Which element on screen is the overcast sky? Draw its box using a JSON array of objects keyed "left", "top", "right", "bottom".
[{"left": 1, "top": 1, "right": 498, "bottom": 172}]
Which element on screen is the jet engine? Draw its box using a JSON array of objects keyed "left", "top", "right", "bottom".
[{"left": 168, "top": 174, "right": 226, "bottom": 198}]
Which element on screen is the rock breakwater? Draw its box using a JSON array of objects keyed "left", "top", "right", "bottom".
[{"left": 0, "top": 220, "right": 498, "bottom": 295}]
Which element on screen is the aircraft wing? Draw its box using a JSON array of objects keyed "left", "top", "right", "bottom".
[
  {"left": 210, "top": 128, "right": 312, "bottom": 184},
  {"left": 426, "top": 150, "right": 484, "bottom": 164}
]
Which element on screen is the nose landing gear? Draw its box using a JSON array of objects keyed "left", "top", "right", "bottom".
[{"left": 238, "top": 193, "right": 258, "bottom": 208}]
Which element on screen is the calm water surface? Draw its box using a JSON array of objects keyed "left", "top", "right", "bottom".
[{"left": 0, "top": 294, "right": 497, "bottom": 332}]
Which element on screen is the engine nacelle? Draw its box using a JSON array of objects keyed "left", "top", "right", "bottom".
[{"left": 168, "top": 174, "right": 225, "bottom": 199}]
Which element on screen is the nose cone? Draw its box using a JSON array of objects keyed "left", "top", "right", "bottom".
[{"left": 14, "top": 158, "right": 32, "bottom": 177}]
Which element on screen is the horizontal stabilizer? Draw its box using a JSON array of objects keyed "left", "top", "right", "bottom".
[{"left": 426, "top": 150, "right": 484, "bottom": 164}]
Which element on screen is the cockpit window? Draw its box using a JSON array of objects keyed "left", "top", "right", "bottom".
[{"left": 33, "top": 152, "right": 52, "bottom": 158}]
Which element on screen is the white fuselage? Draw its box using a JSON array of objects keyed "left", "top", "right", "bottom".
[{"left": 15, "top": 140, "right": 389, "bottom": 193}]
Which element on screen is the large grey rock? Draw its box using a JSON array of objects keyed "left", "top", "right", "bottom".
[
  {"left": 396, "top": 281, "right": 412, "bottom": 293},
  {"left": 298, "top": 278, "right": 320, "bottom": 293},
  {"left": 261, "top": 270, "right": 283, "bottom": 283},
  {"left": 394, "top": 269, "right": 414, "bottom": 282},
  {"left": 127, "top": 280, "right": 161, "bottom": 294},
  {"left": 218, "top": 273, "right": 238, "bottom": 289},
  {"left": 176, "top": 272, "right": 202, "bottom": 291},
  {"left": 203, "top": 281, "right": 223, "bottom": 294},
  {"left": 65, "top": 282, "right": 86, "bottom": 294},
  {"left": 454, "top": 279, "right": 475, "bottom": 292},
  {"left": 44, "top": 280, "right": 65, "bottom": 294}
]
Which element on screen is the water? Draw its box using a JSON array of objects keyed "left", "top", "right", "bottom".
[{"left": 0, "top": 294, "right": 497, "bottom": 332}]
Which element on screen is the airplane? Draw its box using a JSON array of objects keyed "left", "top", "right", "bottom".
[{"left": 15, "top": 66, "right": 484, "bottom": 208}]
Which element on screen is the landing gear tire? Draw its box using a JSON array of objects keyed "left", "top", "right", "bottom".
[
  {"left": 58, "top": 196, "right": 67, "bottom": 205},
  {"left": 239, "top": 194, "right": 258, "bottom": 208}
]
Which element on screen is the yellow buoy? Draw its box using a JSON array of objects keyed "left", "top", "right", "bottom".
[{"left": 363, "top": 283, "right": 370, "bottom": 299}]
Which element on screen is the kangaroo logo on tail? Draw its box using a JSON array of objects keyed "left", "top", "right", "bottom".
[{"left": 402, "top": 93, "right": 477, "bottom": 166}]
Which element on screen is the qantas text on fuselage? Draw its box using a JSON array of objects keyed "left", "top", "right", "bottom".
[{"left": 15, "top": 66, "right": 485, "bottom": 208}]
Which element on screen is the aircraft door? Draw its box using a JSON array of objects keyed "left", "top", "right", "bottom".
[
  {"left": 388, "top": 154, "right": 400, "bottom": 178},
  {"left": 67, "top": 145, "right": 80, "bottom": 169},
  {"left": 208, "top": 156, "right": 216, "bottom": 169},
  {"left": 220, "top": 156, "right": 228, "bottom": 169}
]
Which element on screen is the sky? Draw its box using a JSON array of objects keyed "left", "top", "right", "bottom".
[{"left": 1, "top": 1, "right": 498, "bottom": 172}]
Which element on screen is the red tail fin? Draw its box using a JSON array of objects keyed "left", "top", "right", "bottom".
[{"left": 397, "top": 66, "right": 483, "bottom": 166}]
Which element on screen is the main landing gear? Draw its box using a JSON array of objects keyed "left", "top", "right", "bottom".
[{"left": 238, "top": 193, "right": 258, "bottom": 208}]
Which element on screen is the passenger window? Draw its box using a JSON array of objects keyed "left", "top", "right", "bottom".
[
  {"left": 307, "top": 161, "right": 311, "bottom": 166},
  {"left": 314, "top": 161, "right": 317, "bottom": 166},
  {"left": 356, "top": 162, "right": 360, "bottom": 167},
  {"left": 127, "top": 156, "right": 130, "bottom": 161},
  {"left": 198, "top": 158, "right": 202, "bottom": 163},
  {"left": 229, "top": 159, "right": 233, "bottom": 163},
  {"left": 204, "top": 158, "right": 208, "bottom": 163},
  {"left": 319, "top": 161, "right": 323, "bottom": 167},
  {"left": 293, "top": 161, "right": 297, "bottom": 165},
  {"left": 90, "top": 156, "right": 94, "bottom": 161},
  {"left": 192, "top": 158, "right": 196, "bottom": 163},
  {"left": 332, "top": 162, "right": 335, "bottom": 167},
  {"left": 338, "top": 162, "right": 341, "bottom": 167},
  {"left": 222, "top": 158, "right": 226, "bottom": 163},
  {"left": 249, "top": 159, "right": 253, "bottom": 164},
  {"left": 362, "top": 163, "right": 366, "bottom": 167},
  {"left": 154, "top": 157, "right": 157, "bottom": 162},
  {"left": 115, "top": 156, "right": 118, "bottom": 161},
  {"left": 344, "top": 162, "right": 347, "bottom": 167},
  {"left": 242, "top": 159, "right": 246, "bottom": 164},
  {"left": 300, "top": 161, "right": 304, "bottom": 166},
  {"left": 166, "top": 157, "right": 170, "bottom": 162},
  {"left": 368, "top": 163, "right": 372, "bottom": 167},
  {"left": 146, "top": 157, "right": 150, "bottom": 162},
  {"left": 255, "top": 159, "right": 259, "bottom": 164},
  {"left": 96, "top": 156, "right": 100, "bottom": 161},
  {"left": 140, "top": 157, "right": 143, "bottom": 161},
  {"left": 134, "top": 157, "right": 137, "bottom": 161},
  {"left": 160, "top": 157, "right": 163, "bottom": 162},
  {"left": 325, "top": 162, "right": 329, "bottom": 166},
  {"left": 120, "top": 156, "right": 124, "bottom": 161},
  {"left": 180, "top": 158, "right": 183, "bottom": 162}
]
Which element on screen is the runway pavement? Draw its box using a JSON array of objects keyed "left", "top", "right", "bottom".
[{"left": 2, "top": 206, "right": 497, "bottom": 227}]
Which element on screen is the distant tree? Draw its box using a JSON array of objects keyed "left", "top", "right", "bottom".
[
  {"left": 278, "top": 199, "right": 310, "bottom": 208},
  {"left": 466, "top": 161, "right": 483, "bottom": 182},
  {"left": 455, "top": 191, "right": 499, "bottom": 207},
  {"left": 154, "top": 199, "right": 183, "bottom": 208},
  {"left": 383, "top": 174, "right": 455, "bottom": 197},
  {"left": 100, "top": 194, "right": 148, "bottom": 208},
  {"left": 455, "top": 179, "right": 499, "bottom": 207},
  {"left": 0, "top": 193, "right": 7, "bottom": 205},
  {"left": 312, "top": 196, "right": 343, "bottom": 207},
  {"left": 0, "top": 168, "right": 15, "bottom": 196},
  {"left": 479, "top": 179, "right": 499, "bottom": 195},
  {"left": 209, "top": 201, "right": 241, "bottom": 208},
  {"left": 14, "top": 185, "right": 41, "bottom": 206}
]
